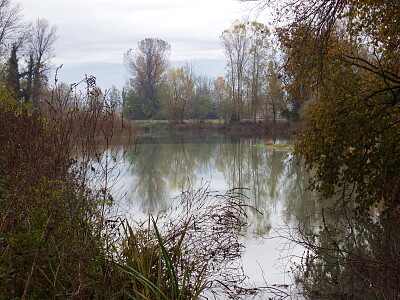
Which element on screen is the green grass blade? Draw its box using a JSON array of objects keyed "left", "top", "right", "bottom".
[
  {"left": 113, "top": 260, "right": 169, "bottom": 300},
  {"left": 151, "top": 216, "right": 180, "bottom": 298},
  {"left": 179, "top": 266, "right": 190, "bottom": 299}
]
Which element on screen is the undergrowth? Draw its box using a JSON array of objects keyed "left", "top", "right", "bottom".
[
  {"left": 0, "top": 86, "right": 126, "bottom": 298},
  {"left": 0, "top": 79, "right": 253, "bottom": 299}
]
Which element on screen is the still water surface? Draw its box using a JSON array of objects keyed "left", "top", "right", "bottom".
[{"left": 109, "top": 133, "right": 316, "bottom": 296}]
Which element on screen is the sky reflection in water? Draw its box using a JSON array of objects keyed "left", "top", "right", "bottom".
[{"left": 107, "top": 133, "right": 315, "bottom": 290}]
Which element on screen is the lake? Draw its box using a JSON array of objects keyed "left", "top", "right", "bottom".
[{"left": 103, "top": 132, "right": 317, "bottom": 298}]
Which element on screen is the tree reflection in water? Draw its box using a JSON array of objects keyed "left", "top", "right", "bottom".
[
  {"left": 291, "top": 201, "right": 400, "bottom": 299},
  {"left": 117, "top": 132, "right": 317, "bottom": 296},
  {"left": 122, "top": 133, "right": 311, "bottom": 234},
  {"left": 97, "top": 133, "right": 399, "bottom": 298}
]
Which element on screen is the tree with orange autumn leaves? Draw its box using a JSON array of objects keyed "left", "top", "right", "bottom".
[{"left": 251, "top": 0, "right": 400, "bottom": 212}]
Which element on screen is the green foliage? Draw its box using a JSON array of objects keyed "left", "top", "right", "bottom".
[
  {"left": 193, "top": 94, "right": 212, "bottom": 121},
  {"left": 123, "top": 88, "right": 151, "bottom": 120},
  {"left": 293, "top": 32, "right": 399, "bottom": 212},
  {"left": 273, "top": 1, "right": 400, "bottom": 212}
]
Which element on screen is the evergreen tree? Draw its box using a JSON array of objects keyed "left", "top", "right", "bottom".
[{"left": 5, "top": 44, "right": 21, "bottom": 96}]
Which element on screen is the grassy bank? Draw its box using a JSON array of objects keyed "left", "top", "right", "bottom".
[{"left": 133, "top": 119, "right": 304, "bottom": 137}]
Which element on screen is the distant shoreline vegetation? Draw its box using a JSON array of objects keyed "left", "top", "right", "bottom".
[{"left": 131, "top": 119, "right": 304, "bottom": 137}]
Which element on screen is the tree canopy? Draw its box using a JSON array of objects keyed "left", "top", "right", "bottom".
[{"left": 267, "top": 0, "right": 400, "bottom": 211}]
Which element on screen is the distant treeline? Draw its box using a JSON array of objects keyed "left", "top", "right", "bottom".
[{"left": 122, "top": 24, "right": 302, "bottom": 123}]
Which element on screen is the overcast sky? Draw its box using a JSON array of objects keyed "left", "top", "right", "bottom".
[{"left": 18, "top": 0, "right": 260, "bottom": 90}]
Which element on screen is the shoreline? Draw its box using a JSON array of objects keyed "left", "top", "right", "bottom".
[{"left": 131, "top": 119, "right": 304, "bottom": 138}]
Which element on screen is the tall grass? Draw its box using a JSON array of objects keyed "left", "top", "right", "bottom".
[
  {"left": 113, "top": 217, "right": 195, "bottom": 300},
  {"left": 110, "top": 183, "right": 251, "bottom": 299}
]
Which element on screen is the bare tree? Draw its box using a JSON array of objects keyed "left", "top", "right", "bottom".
[
  {"left": 0, "top": 0, "right": 23, "bottom": 49},
  {"left": 29, "top": 18, "right": 57, "bottom": 104},
  {"left": 124, "top": 38, "right": 170, "bottom": 118},
  {"left": 0, "top": 0, "right": 25, "bottom": 81},
  {"left": 221, "top": 20, "right": 250, "bottom": 122},
  {"left": 221, "top": 20, "right": 271, "bottom": 122},
  {"left": 246, "top": 21, "right": 270, "bottom": 121}
]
